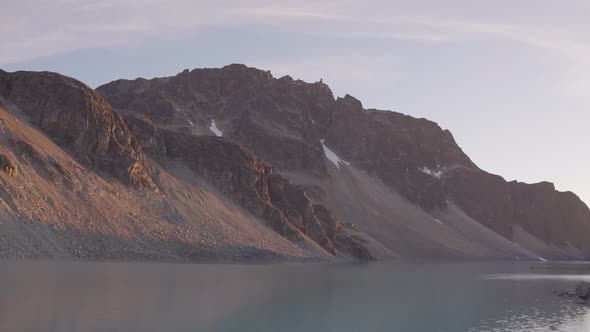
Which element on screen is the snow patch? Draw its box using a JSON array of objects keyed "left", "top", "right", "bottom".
[
  {"left": 209, "top": 119, "right": 223, "bottom": 137},
  {"left": 187, "top": 119, "right": 194, "bottom": 126},
  {"left": 537, "top": 256, "right": 548, "bottom": 262},
  {"left": 420, "top": 166, "right": 444, "bottom": 179},
  {"left": 321, "top": 139, "right": 349, "bottom": 169},
  {"left": 433, "top": 218, "right": 443, "bottom": 225}
]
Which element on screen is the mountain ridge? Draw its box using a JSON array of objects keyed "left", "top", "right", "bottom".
[
  {"left": 0, "top": 64, "right": 586, "bottom": 262},
  {"left": 98, "top": 63, "right": 590, "bottom": 260}
]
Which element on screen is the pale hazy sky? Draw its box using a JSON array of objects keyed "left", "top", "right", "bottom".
[{"left": 1, "top": 0, "right": 589, "bottom": 204}]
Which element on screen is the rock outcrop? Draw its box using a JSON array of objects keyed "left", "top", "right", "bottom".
[
  {"left": 0, "top": 153, "right": 17, "bottom": 176},
  {"left": 0, "top": 71, "right": 155, "bottom": 189}
]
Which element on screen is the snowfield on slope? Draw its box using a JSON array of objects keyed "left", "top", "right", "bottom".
[
  {"left": 419, "top": 166, "right": 444, "bottom": 178},
  {"left": 321, "top": 139, "right": 350, "bottom": 169},
  {"left": 209, "top": 119, "right": 223, "bottom": 137}
]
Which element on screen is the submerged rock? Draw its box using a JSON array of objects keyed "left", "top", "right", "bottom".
[
  {"left": 554, "top": 290, "right": 575, "bottom": 298},
  {"left": 558, "top": 282, "right": 590, "bottom": 305}
]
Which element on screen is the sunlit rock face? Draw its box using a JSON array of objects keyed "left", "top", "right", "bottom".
[{"left": 0, "top": 71, "right": 155, "bottom": 190}]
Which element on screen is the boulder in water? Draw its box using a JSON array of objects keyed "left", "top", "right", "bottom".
[{"left": 575, "top": 282, "right": 590, "bottom": 300}]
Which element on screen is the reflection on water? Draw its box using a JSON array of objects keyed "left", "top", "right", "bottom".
[
  {"left": 474, "top": 306, "right": 590, "bottom": 332},
  {"left": 485, "top": 274, "right": 590, "bottom": 282},
  {"left": 0, "top": 260, "right": 588, "bottom": 332},
  {"left": 475, "top": 273, "right": 590, "bottom": 331}
]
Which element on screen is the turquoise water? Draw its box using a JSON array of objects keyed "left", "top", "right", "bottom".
[{"left": 0, "top": 260, "right": 588, "bottom": 331}]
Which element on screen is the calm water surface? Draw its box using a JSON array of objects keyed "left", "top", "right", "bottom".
[{"left": 0, "top": 260, "right": 588, "bottom": 332}]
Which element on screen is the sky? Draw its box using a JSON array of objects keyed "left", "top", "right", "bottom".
[{"left": 1, "top": 0, "right": 589, "bottom": 204}]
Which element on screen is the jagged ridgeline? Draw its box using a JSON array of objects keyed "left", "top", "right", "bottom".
[{"left": 0, "top": 65, "right": 588, "bottom": 262}]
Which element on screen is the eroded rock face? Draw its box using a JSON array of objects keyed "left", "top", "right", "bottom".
[
  {"left": 164, "top": 131, "right": 346, "bottom": 253},
  {"left": 313, "top": 204, "right": 374, "bottom": 260},
  {"left": 120, "top": 113, "right": 167, "bottom": 157},
  {"left": 0, "top": 71, "right": 155, "bottom": 189},
  {"left": 98, "top": 64, "right": 335, "bottom": 176},
  {"left": 123, "top": 114, "right": 371, "bottom": 259},
  {"left": 161, "top": 129, "right": 367, "bottom": 256}
]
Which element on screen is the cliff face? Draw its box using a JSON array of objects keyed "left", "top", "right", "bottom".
[
  {"left": 98, "top": 64, "right": 590, "bottom": 260},
  {"left": 0, "top": 71, "right": 155, "bottom": 189},
  {"left": 442, "top": 168, "right": 590, "bottom": 251},
  {"left": 325, "top": 94, "right": 475, "bottom": 210}
]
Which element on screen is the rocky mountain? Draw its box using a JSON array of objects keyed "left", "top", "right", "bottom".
[
  {"left": 98, "top": 64, "right": 590, "bottom": 260},
  {"left": 0, "top": 69, "right": 373, "bottom": 262},
  {"left": 0, "top": 64, "right": 587, "bottom": 262}
]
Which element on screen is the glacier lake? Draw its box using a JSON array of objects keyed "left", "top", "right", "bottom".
[{"left": 0, "top": 260, "right": 588, "bottom": 332}]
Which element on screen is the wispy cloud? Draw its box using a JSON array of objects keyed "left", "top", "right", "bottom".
[
  {"left": 243, "top": 3, "right": 590, "bottom": 97},
  {"left": 1, "top": 1, "right": 587, "bottom": 60},
  {"left": 2, "top": 0, "right": 590, "bottom": 95},
  {"left": 0, "top": 0, "right": 242, "bottom": 64}
]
